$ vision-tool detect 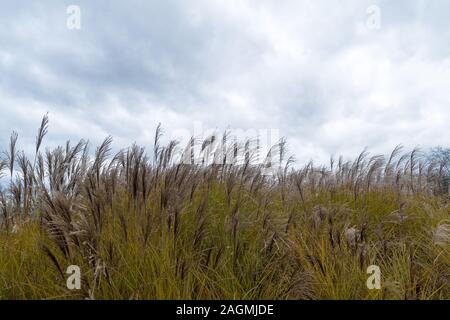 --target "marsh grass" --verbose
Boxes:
[0,115,448,300]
